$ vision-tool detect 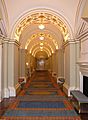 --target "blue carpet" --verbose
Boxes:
[3,110,78,117]
[17,101,65,108]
